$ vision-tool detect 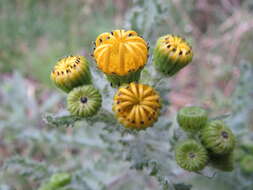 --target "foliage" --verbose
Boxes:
[1,0,253,190]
